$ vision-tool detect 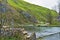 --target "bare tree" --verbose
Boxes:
[57,0,60,21]
[58,1,60,15]
[52,5,57,11]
